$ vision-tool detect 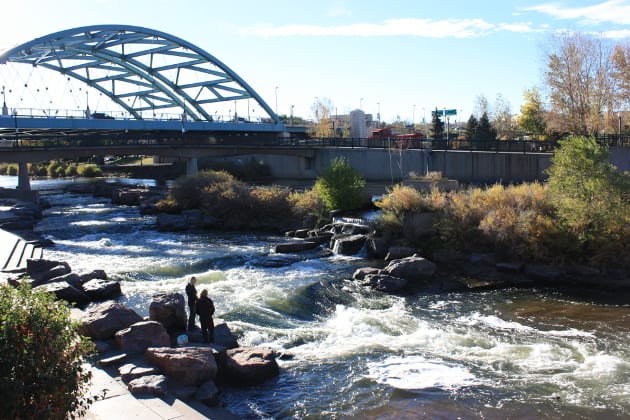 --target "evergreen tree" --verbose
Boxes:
[476,112,497,141]
[430,108,444,139]
[464,115,478,140]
